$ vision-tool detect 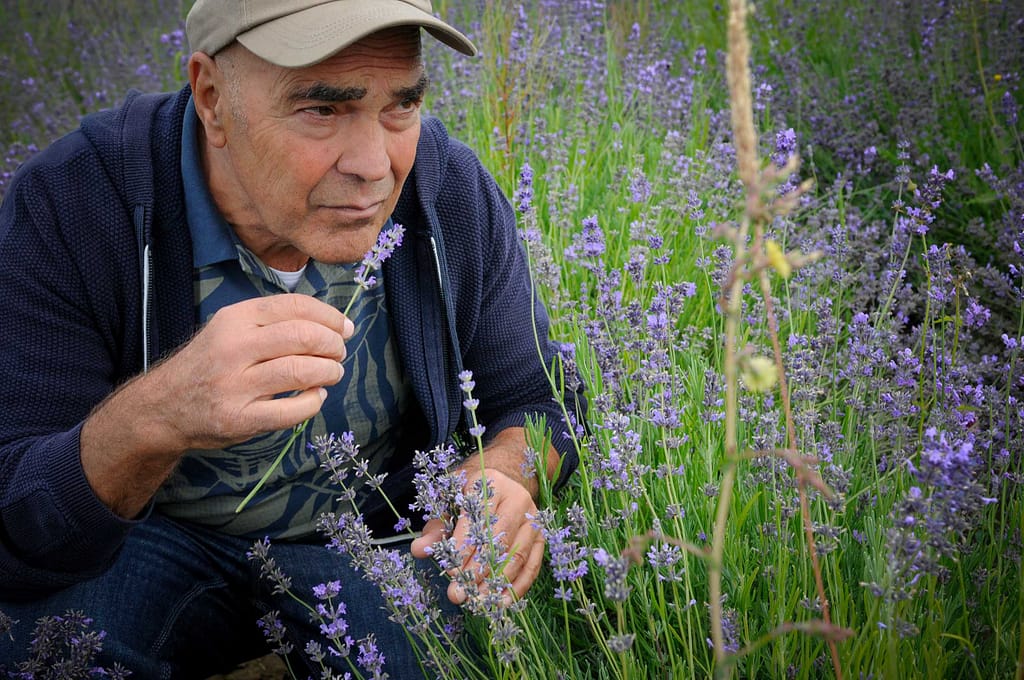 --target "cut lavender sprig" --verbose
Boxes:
[347,223,406,314]
[235,223,406,514]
